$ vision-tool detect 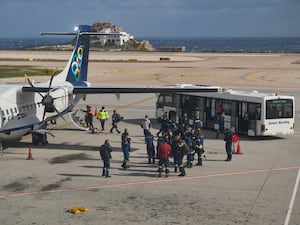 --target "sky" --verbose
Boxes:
[1,0,300,38]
